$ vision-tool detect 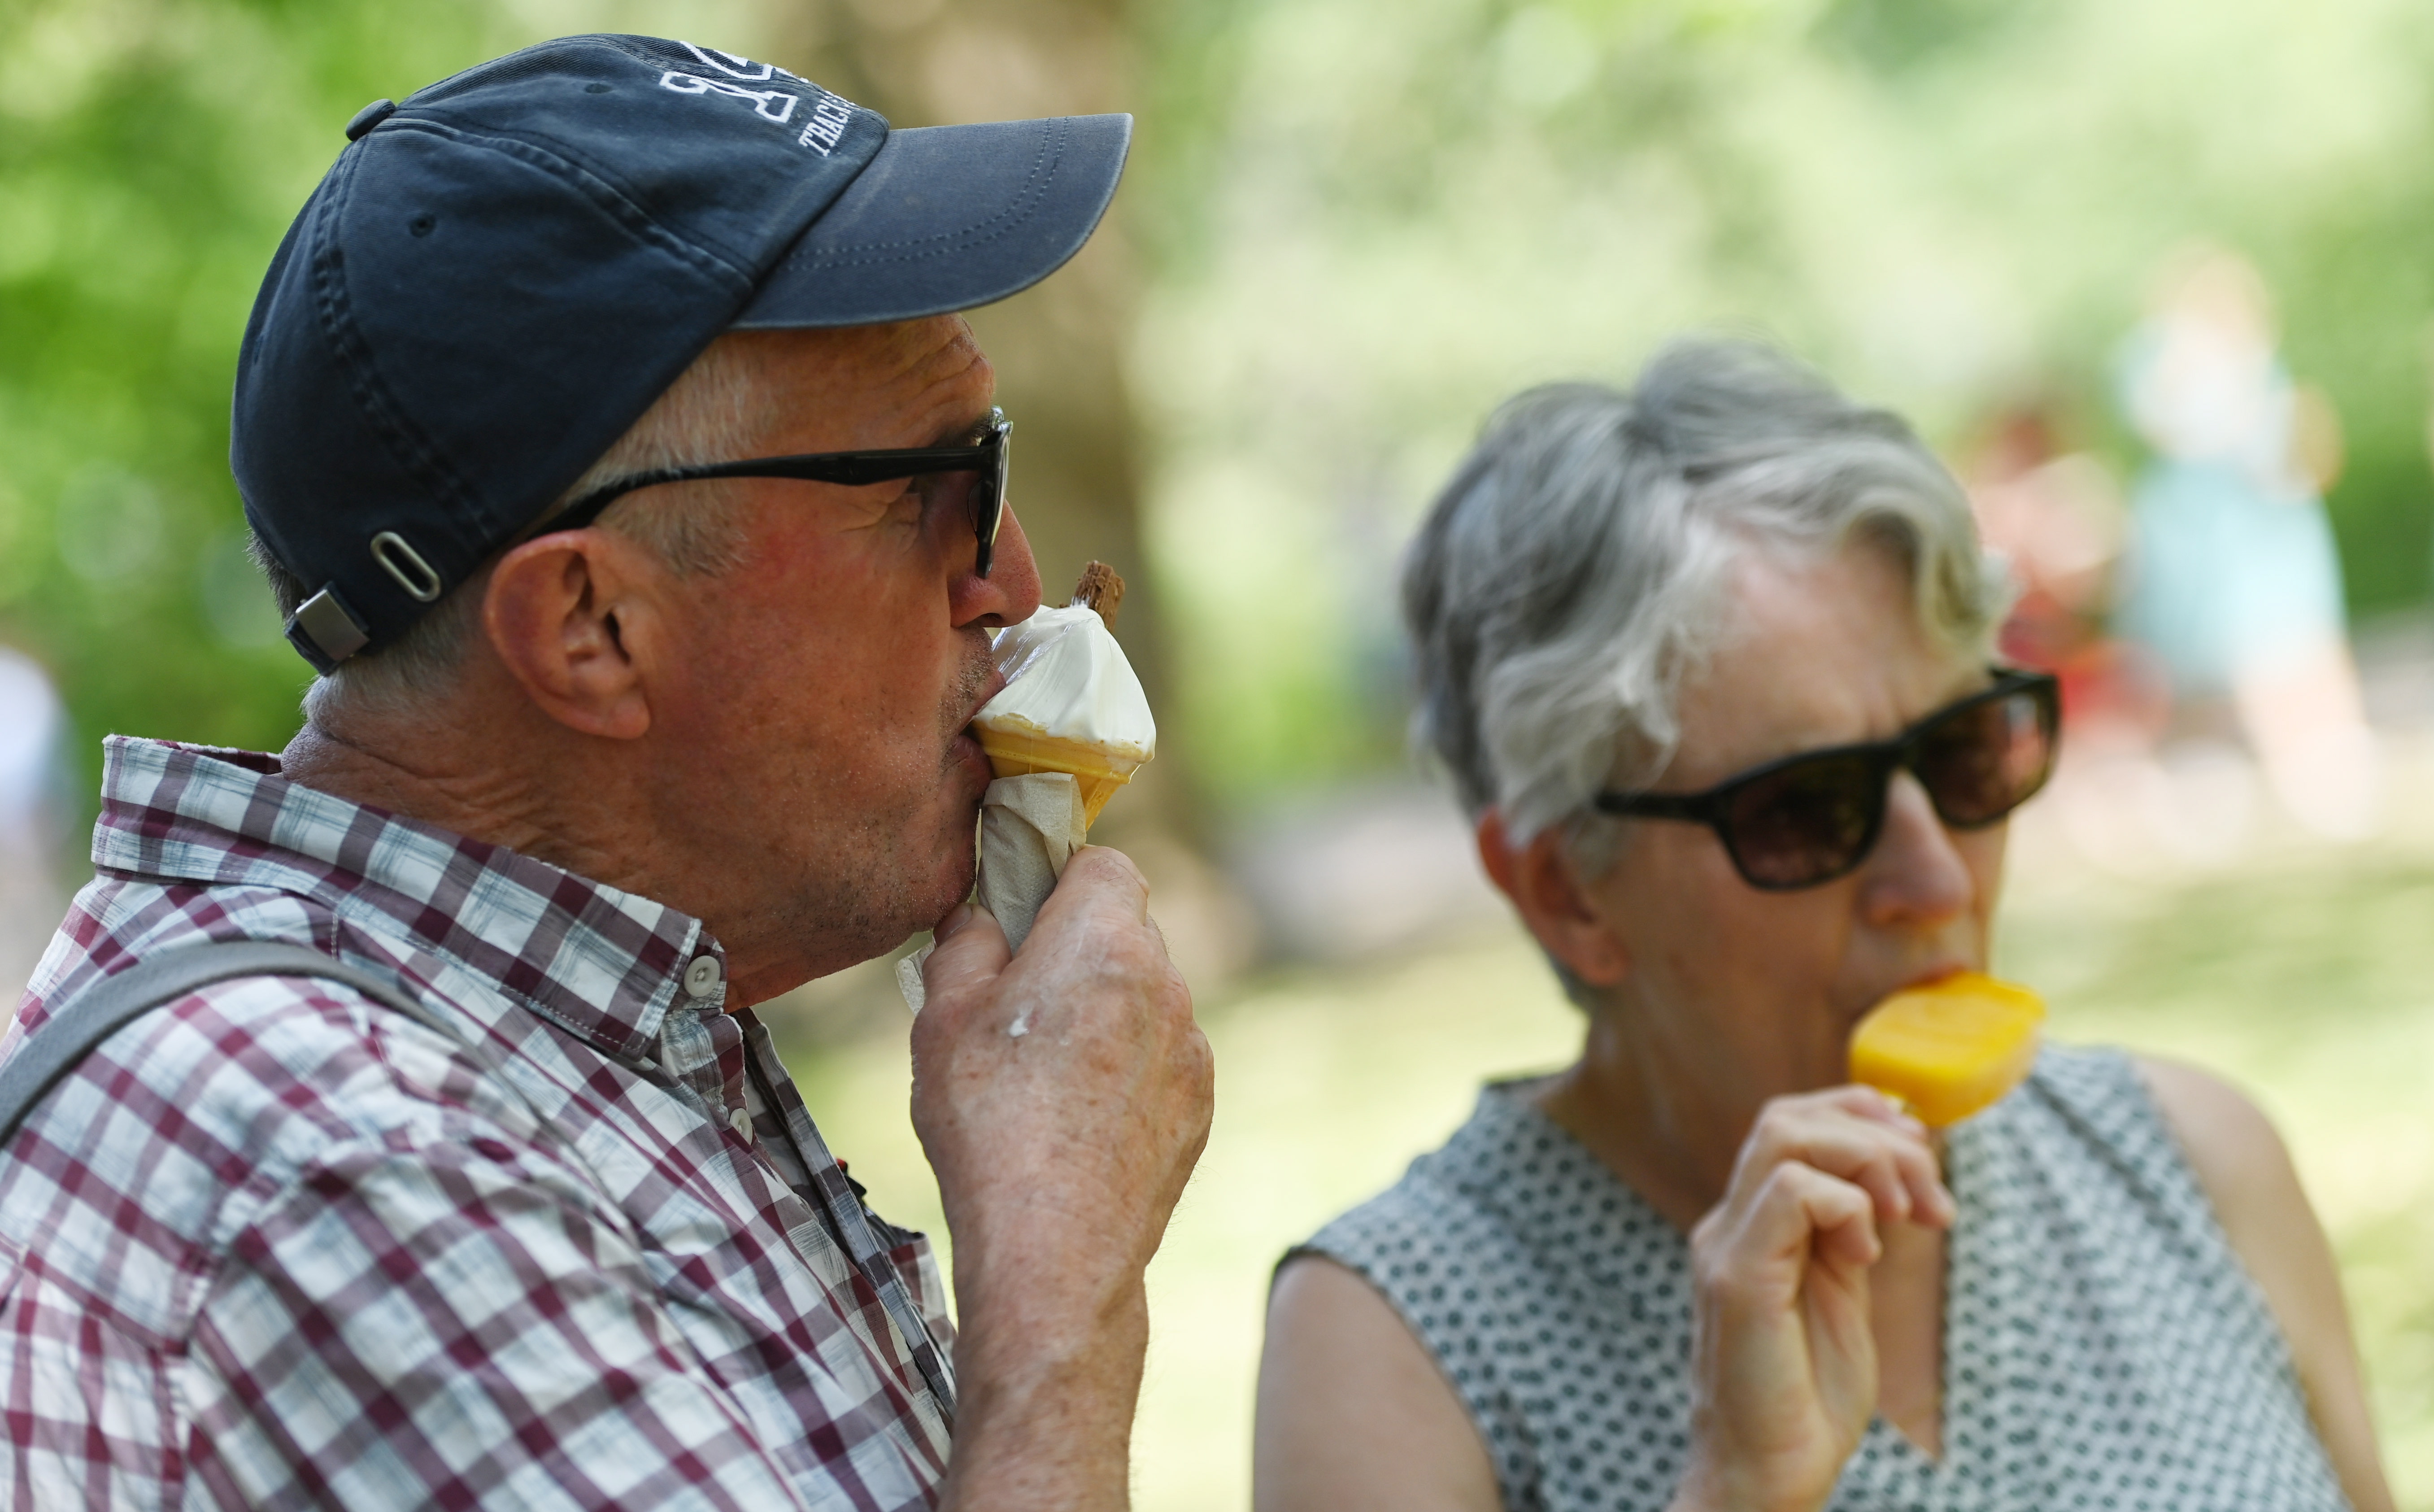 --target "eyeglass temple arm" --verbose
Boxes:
[1592,790,1714,821]
[552,444,997,534]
